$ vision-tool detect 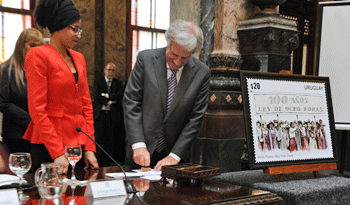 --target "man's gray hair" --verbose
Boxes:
[105,62,116,69]
[165,19,203,54]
